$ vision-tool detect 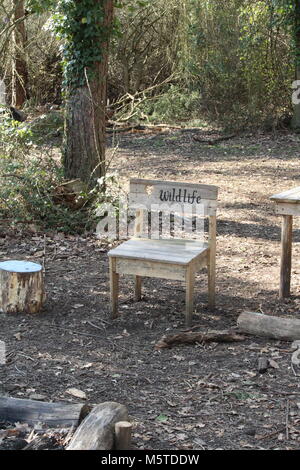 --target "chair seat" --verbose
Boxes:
[108,238,209,265]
